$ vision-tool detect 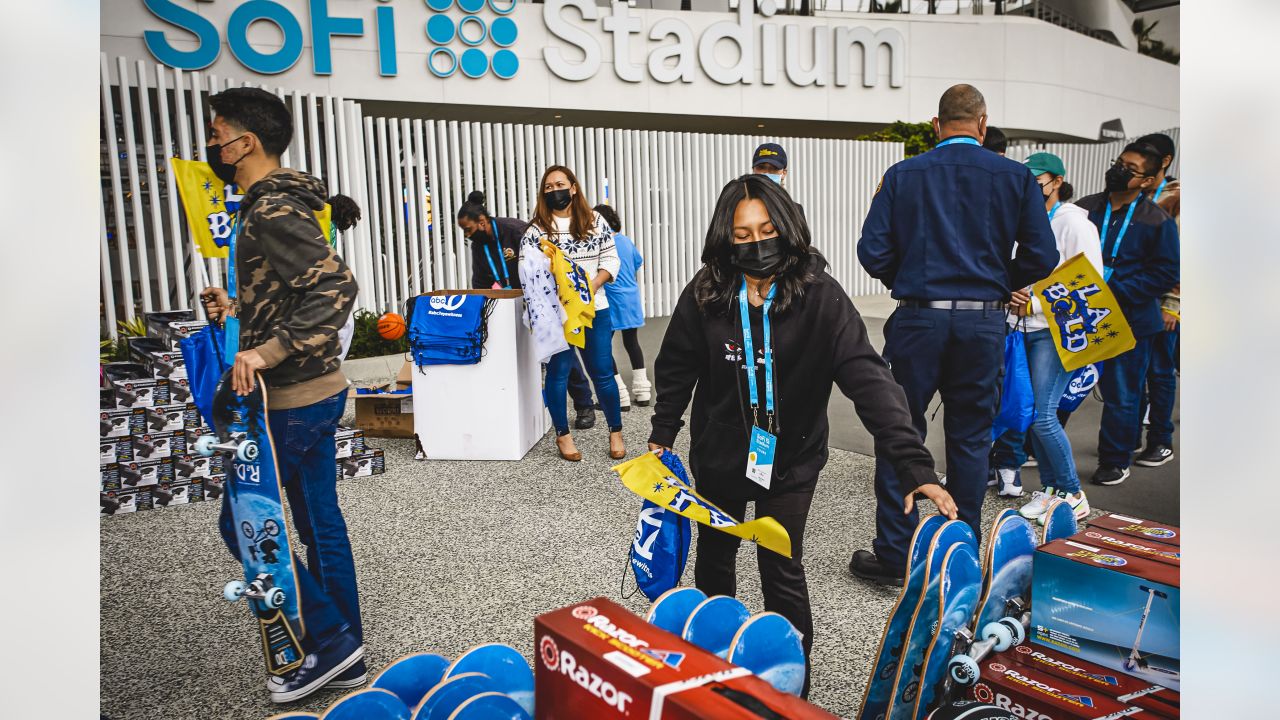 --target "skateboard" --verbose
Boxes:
[447,692,530,720]
[646,586,707,636]
[970,515,1037,636]
[858,514,948,720]
[193,370,305,676]
[321,688,411,720]
[1041,498,1078,543]
[372,653,451,710]
[682,595,751,658]
[910,543,984,719]
[444,644,534,716]
[884,520,978,720]
[414,673,496,720]
[726,612,806,696]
